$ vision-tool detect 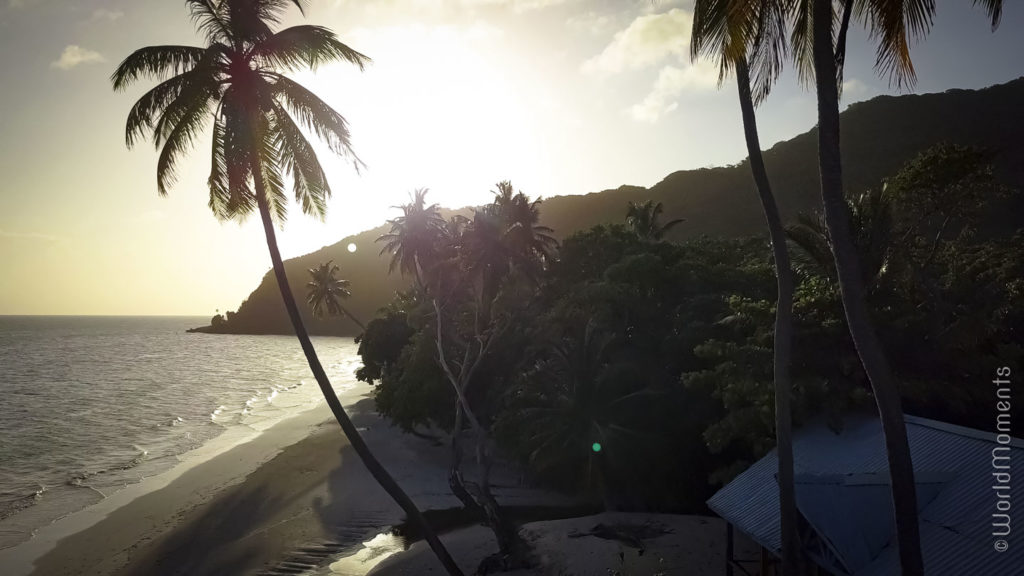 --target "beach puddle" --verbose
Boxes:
[325,531,405,575]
